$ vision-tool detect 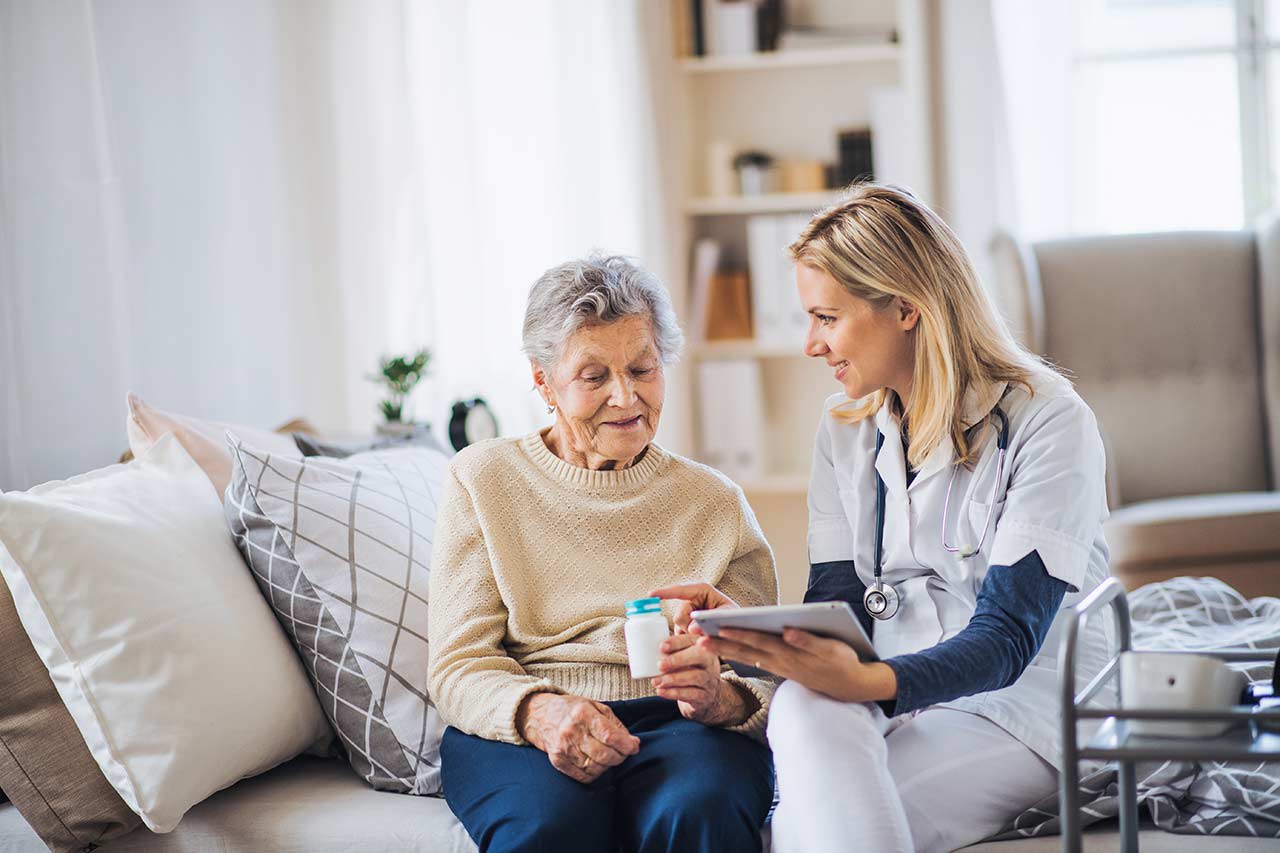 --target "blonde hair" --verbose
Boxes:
[789,183,1063,469]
